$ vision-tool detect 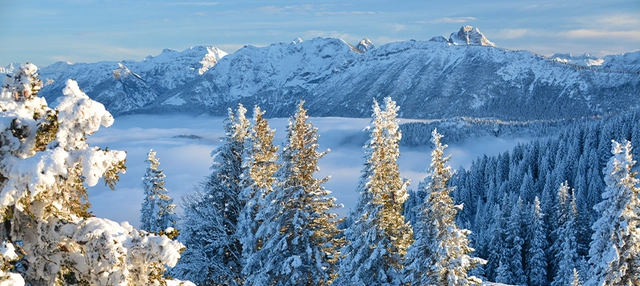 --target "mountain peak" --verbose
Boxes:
[356,38,374,53]
[199,46,227,75]
[449,26,496,47]
[550,53,603,66]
